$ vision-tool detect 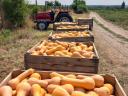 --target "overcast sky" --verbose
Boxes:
[28,0,128,5]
